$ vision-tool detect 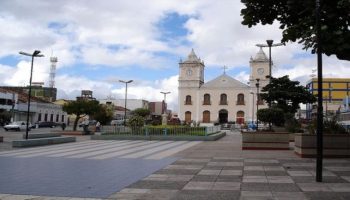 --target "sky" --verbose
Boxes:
[0,0,349,112]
